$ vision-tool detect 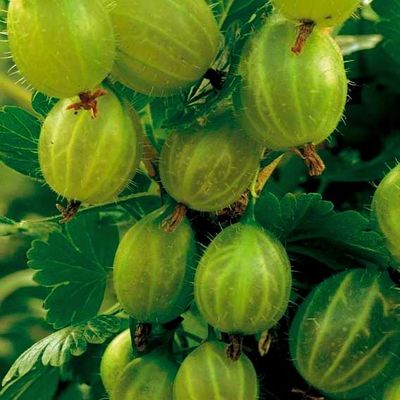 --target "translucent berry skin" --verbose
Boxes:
[113,207,197,324]
[289,269,400,399]
[271,0,360,27]
[39,90,142,204]
[372,164,400,262]
[194,223,292,335]
[111,349,178,400]
[107,0,220,97]
[173,341,258,400]
[159,115,261,212]
[100,330,135,396]
[8,0,115,99]
[235,19,347,149]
